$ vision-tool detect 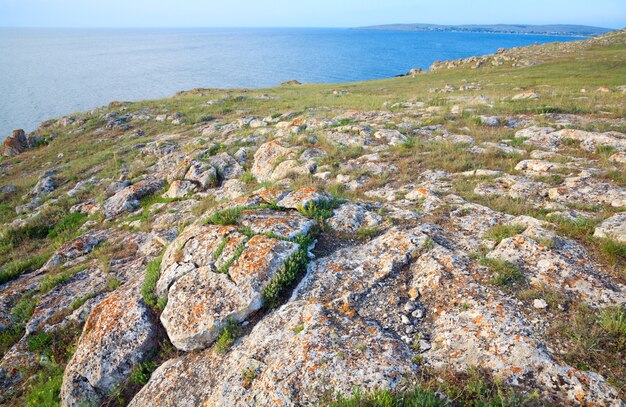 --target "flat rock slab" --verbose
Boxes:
[549,176,626,208]
[327,203,382,233]
[130,301,415,407]
[239,209,316,240]
[487,234,625,306]
[294,228,428,305]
